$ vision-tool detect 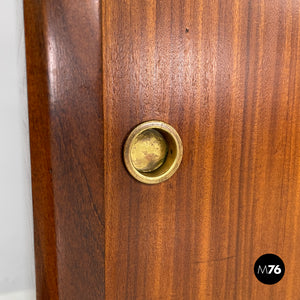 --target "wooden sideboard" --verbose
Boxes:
[24,0,300,299]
